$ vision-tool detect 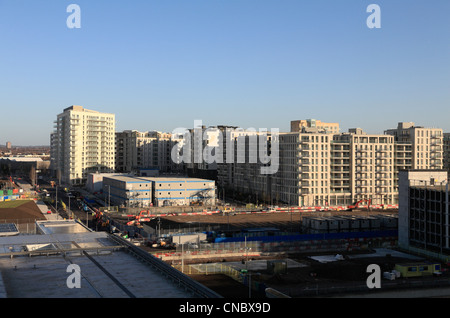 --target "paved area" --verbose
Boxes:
[0,232,198,298]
